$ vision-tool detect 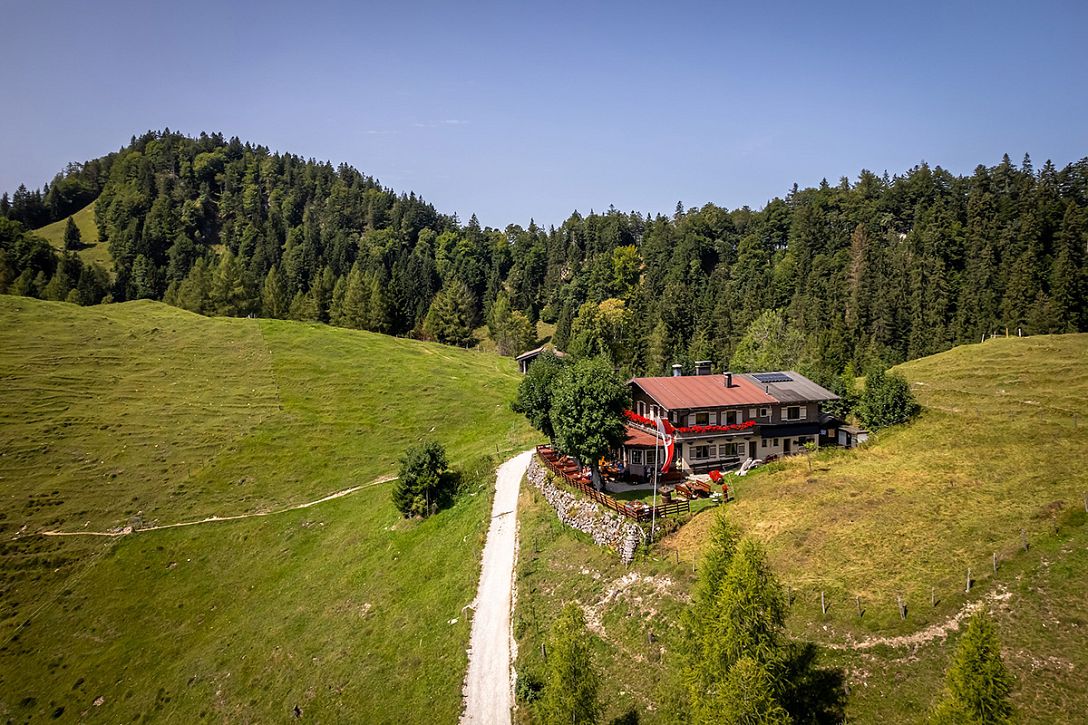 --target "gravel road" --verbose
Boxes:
[460,449,533,724]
